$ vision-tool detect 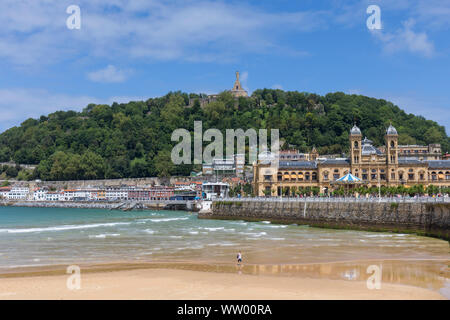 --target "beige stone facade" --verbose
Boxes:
[253,125,450,196]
